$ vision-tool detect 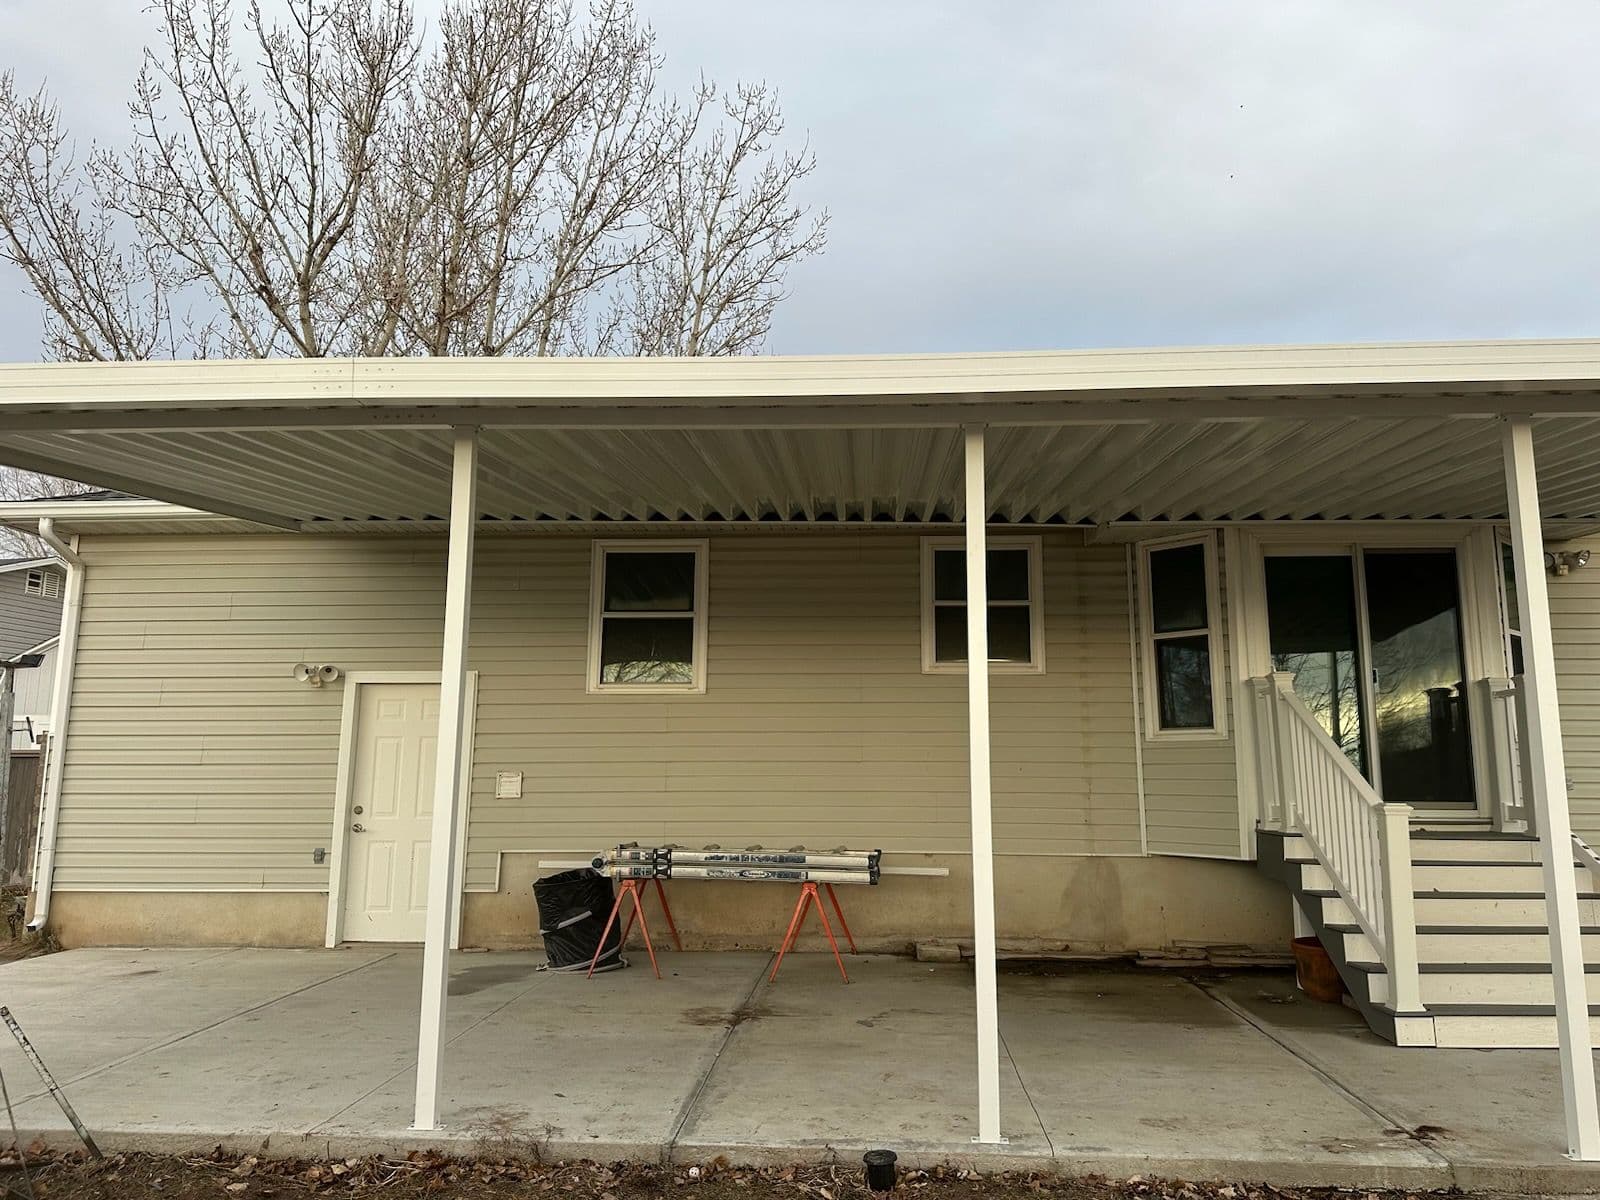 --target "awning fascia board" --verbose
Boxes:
[6,341,1600,431]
